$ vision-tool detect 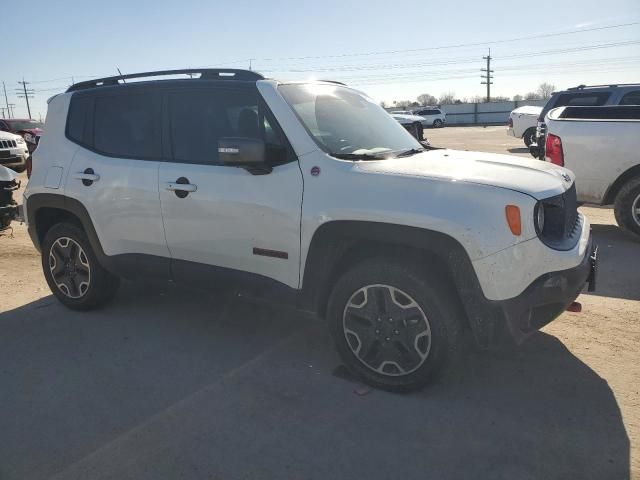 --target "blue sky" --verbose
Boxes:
[4,0,640,119]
